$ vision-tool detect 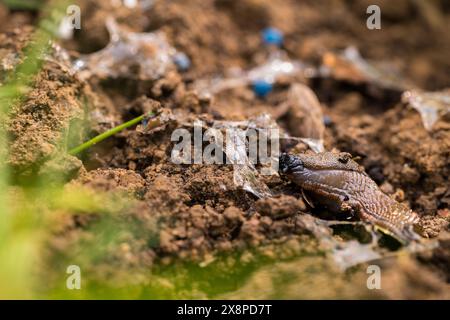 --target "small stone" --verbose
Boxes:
[380,182,394,194]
